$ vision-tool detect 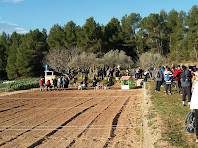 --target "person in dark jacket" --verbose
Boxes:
[116,68,120,77]
[53,78,58,90]
[93,75,97,87]
[180,65,192,106]
[65,77,69,88]
[84,75,88,87]
[155,66,163,91]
